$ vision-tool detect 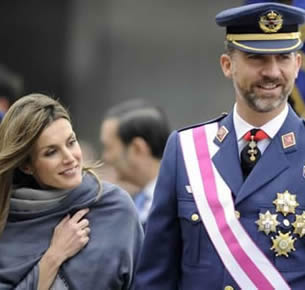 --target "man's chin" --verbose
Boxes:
[250,98,285,113]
